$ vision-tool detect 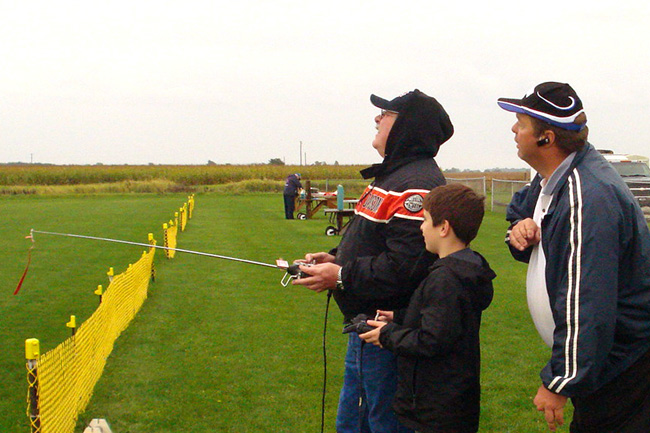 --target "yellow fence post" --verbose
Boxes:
[95,284,104,304]
[188,194,195,219]
[147,233,156,281]
[25,338,41,433]
[66,315,77,336]
[164,219,177,259]
[179,207,186,232]
[163,223,169,259]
